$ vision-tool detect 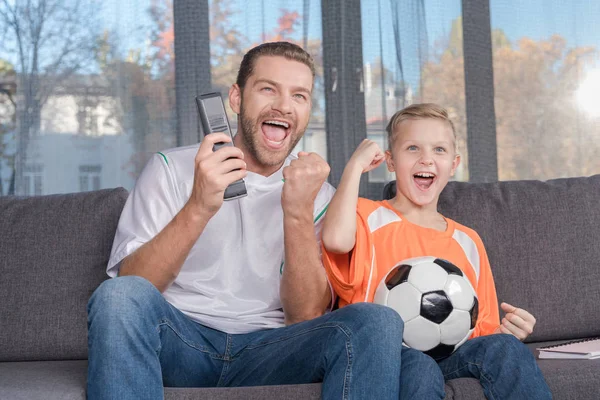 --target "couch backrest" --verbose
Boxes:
[0,188,128,362]
[383,175,600,342]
